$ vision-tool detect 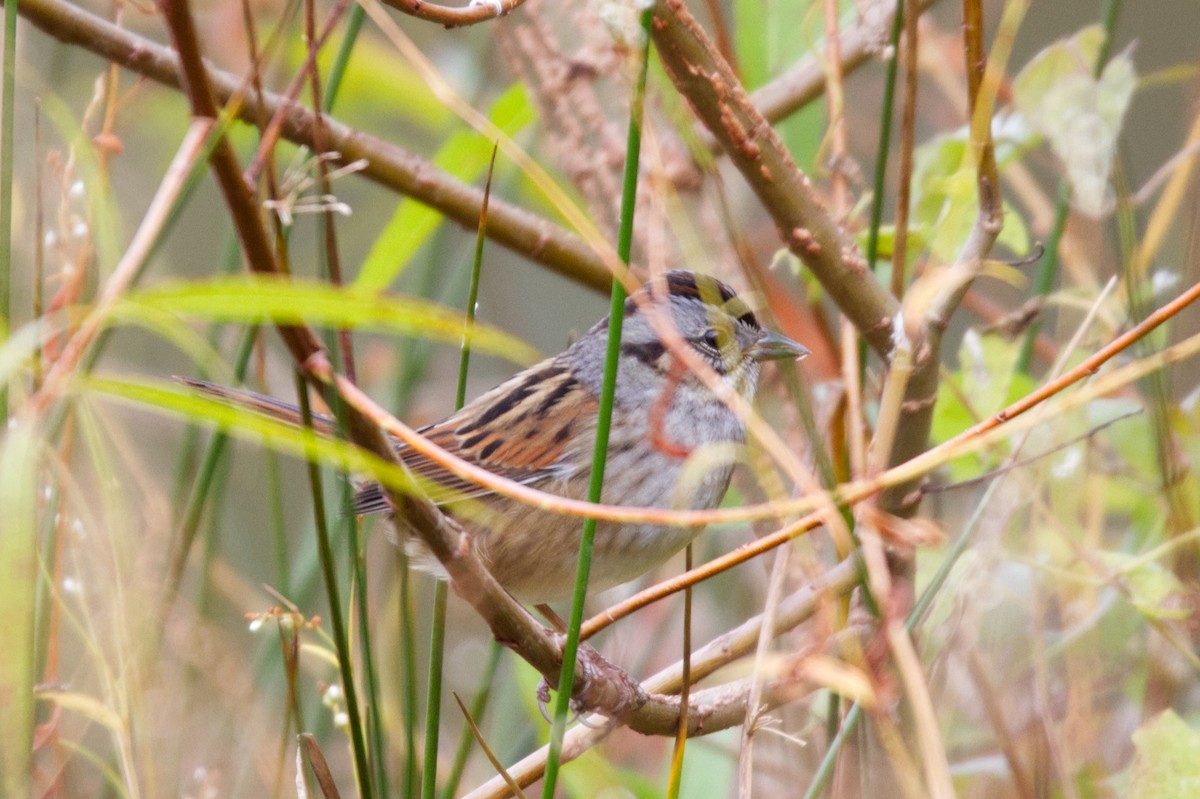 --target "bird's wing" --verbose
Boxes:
[356,360,598,514]
[174,369,598,517]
